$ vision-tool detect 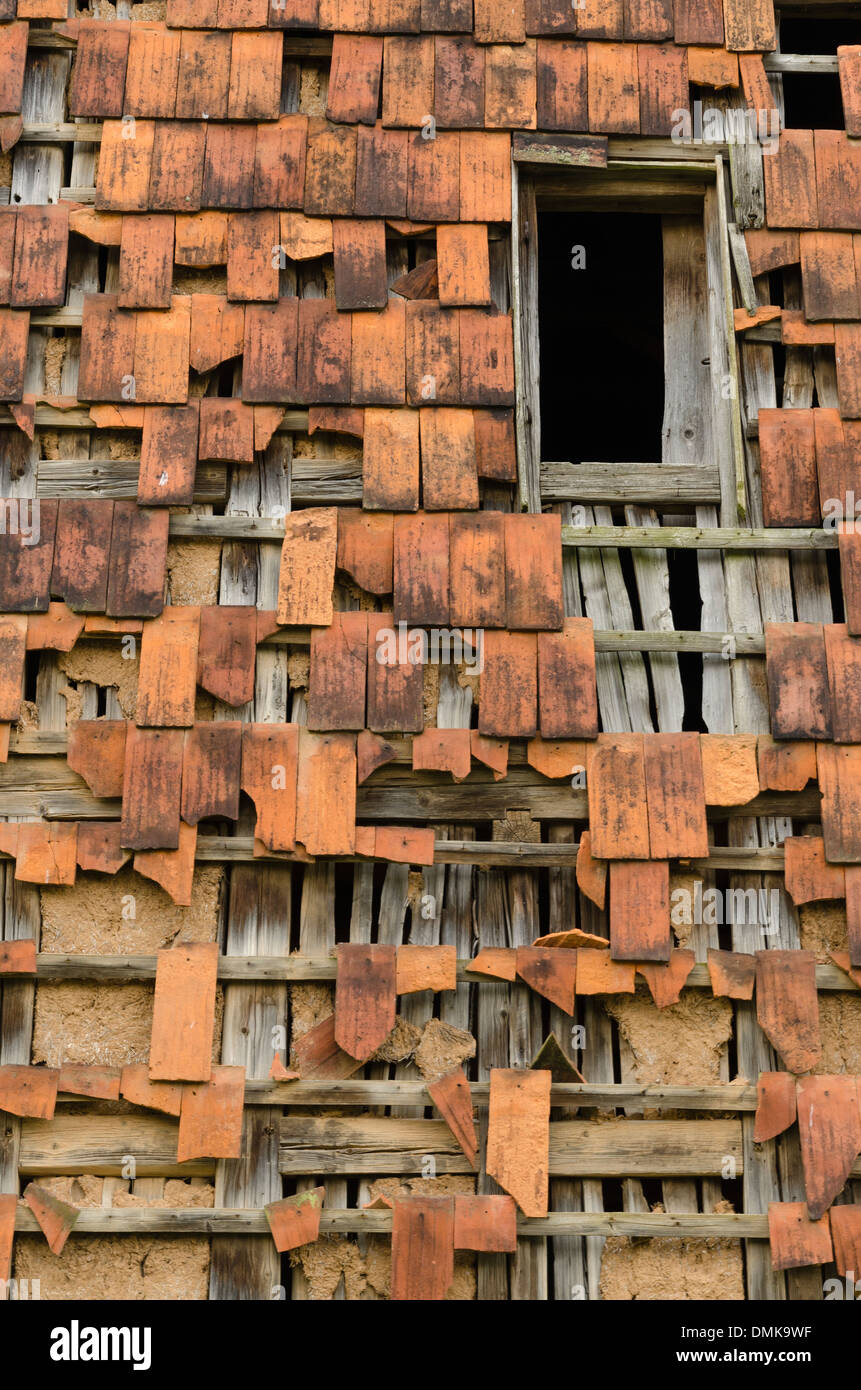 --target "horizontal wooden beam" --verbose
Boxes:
[35,459,227,503]
[540,462,722,504]
[763,54,839,73]
[562,525,836,551]
[11,1206,771,1238]
[30,955,856,992]
[278,1115,745,1176]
